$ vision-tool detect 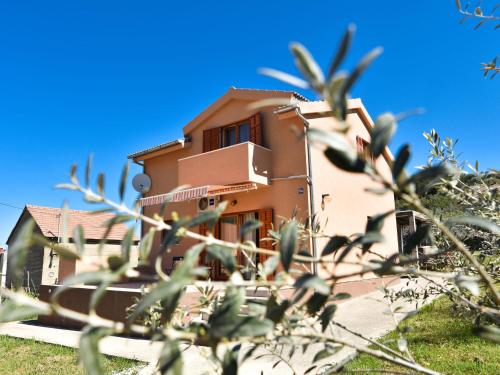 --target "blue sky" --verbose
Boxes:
[0,1,498,246]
